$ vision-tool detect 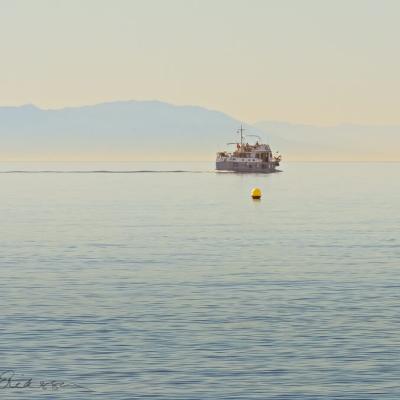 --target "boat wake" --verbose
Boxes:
[0,170,212,174]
